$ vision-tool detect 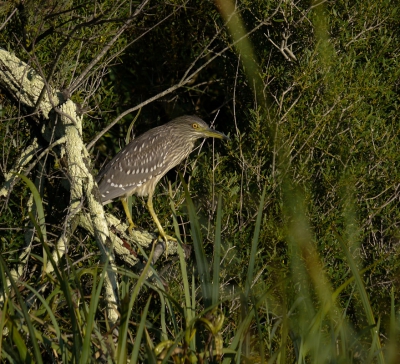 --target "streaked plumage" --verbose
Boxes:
[96,115,228,247]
